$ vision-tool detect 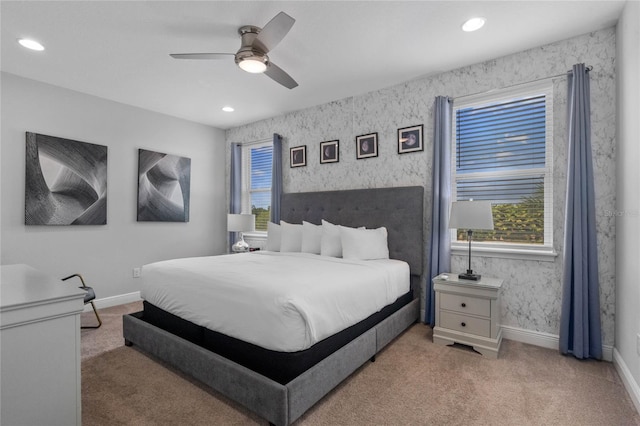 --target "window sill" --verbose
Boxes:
[451,243,558,262]
[243,231,267,239]
[242,232,267,250]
